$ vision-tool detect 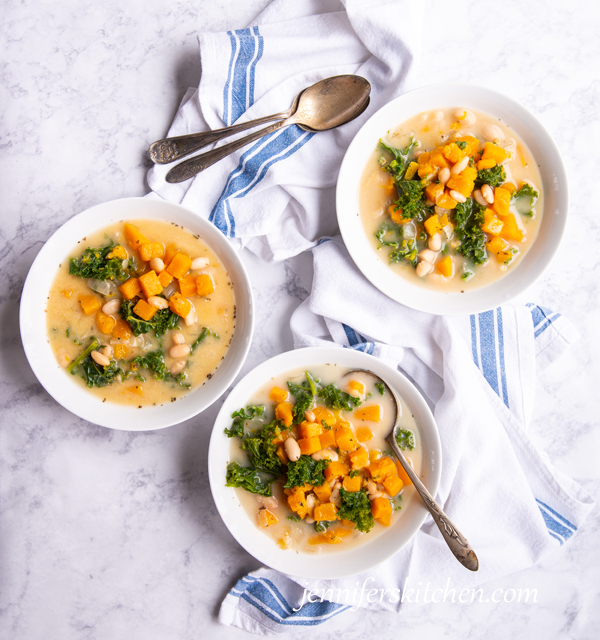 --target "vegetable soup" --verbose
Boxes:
[46,219,235,406]
[225,366,422,554]
[360,107,543,291]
